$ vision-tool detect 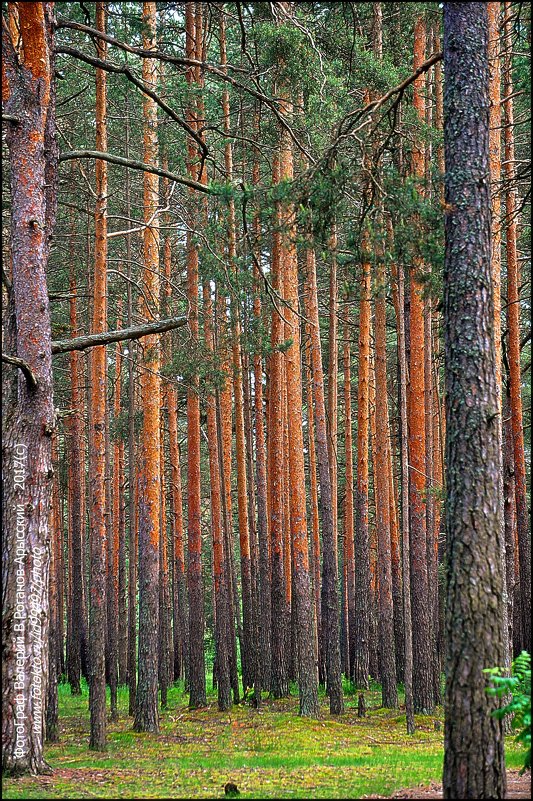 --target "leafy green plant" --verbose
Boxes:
[485,651,531,774]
